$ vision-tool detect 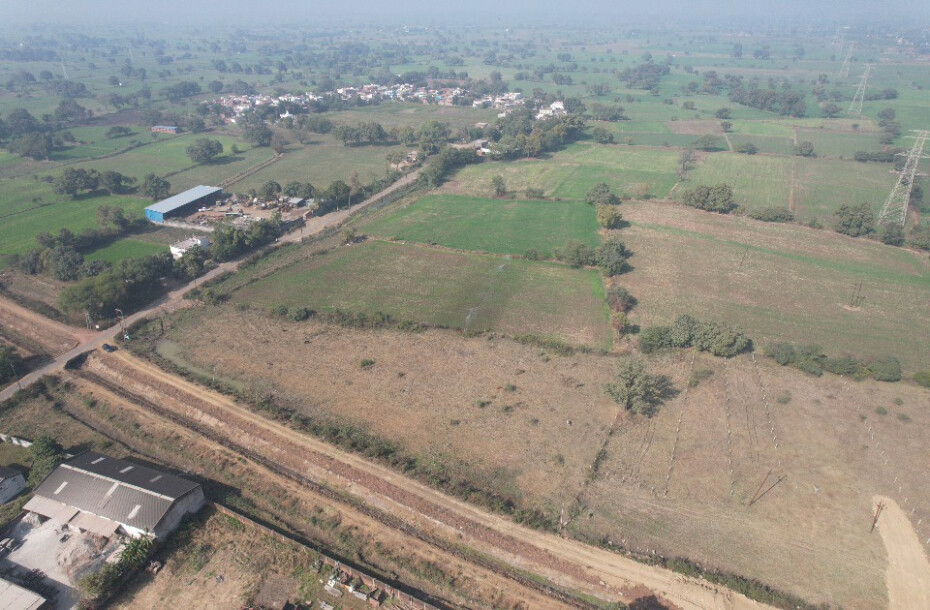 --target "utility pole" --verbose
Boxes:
[10,363,22,391]
[878,130,929,227]
[838,43,854,79]
[871,501,885,533]
[849,279,865,308]
[749,470,786,507]
[115,308,129,341]
[848,64,872,115]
